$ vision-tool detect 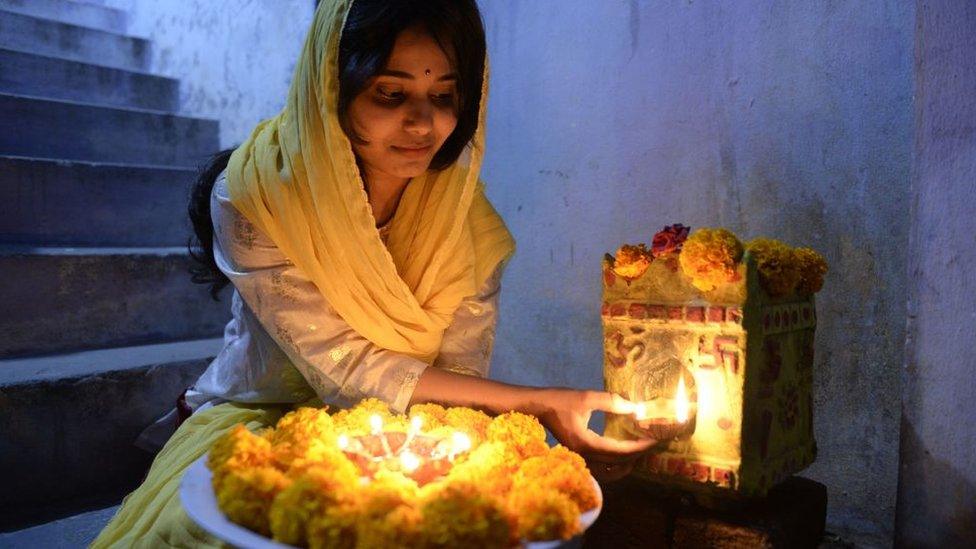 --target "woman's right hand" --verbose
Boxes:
[534,388,660,482]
